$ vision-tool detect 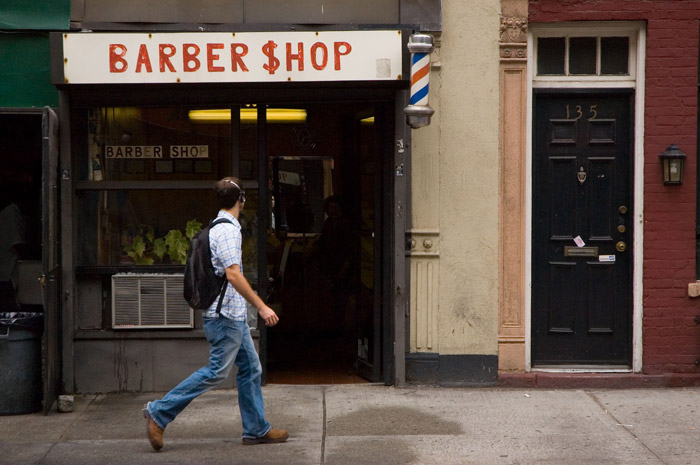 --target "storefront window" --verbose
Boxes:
[77,189,219,266]
[83,106,232,182]
[76,105,237,269]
